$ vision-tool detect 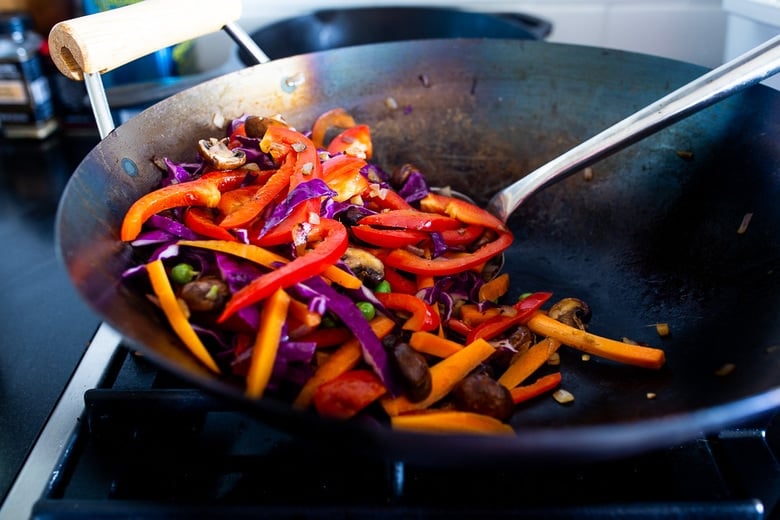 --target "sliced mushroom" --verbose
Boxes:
[341,247,385,286]
[452,372,514,421]
[180,277,229,313]
[489,325,534,373]
[548,297,591,330]
[244,114,291,138]
[197,137,246,170]
[390,342,432,403]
